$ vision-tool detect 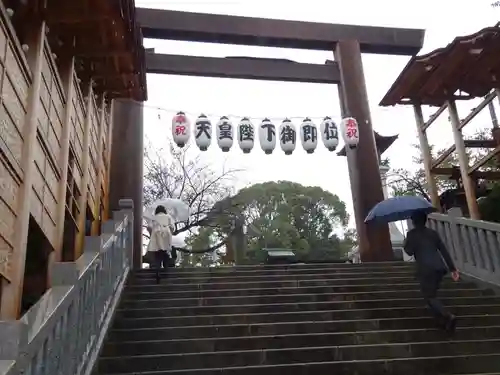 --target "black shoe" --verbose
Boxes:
[445,314,457,333]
